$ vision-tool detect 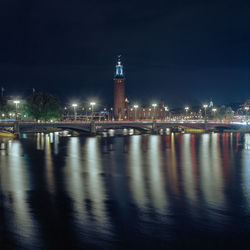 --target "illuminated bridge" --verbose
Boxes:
[0,120,249,135]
